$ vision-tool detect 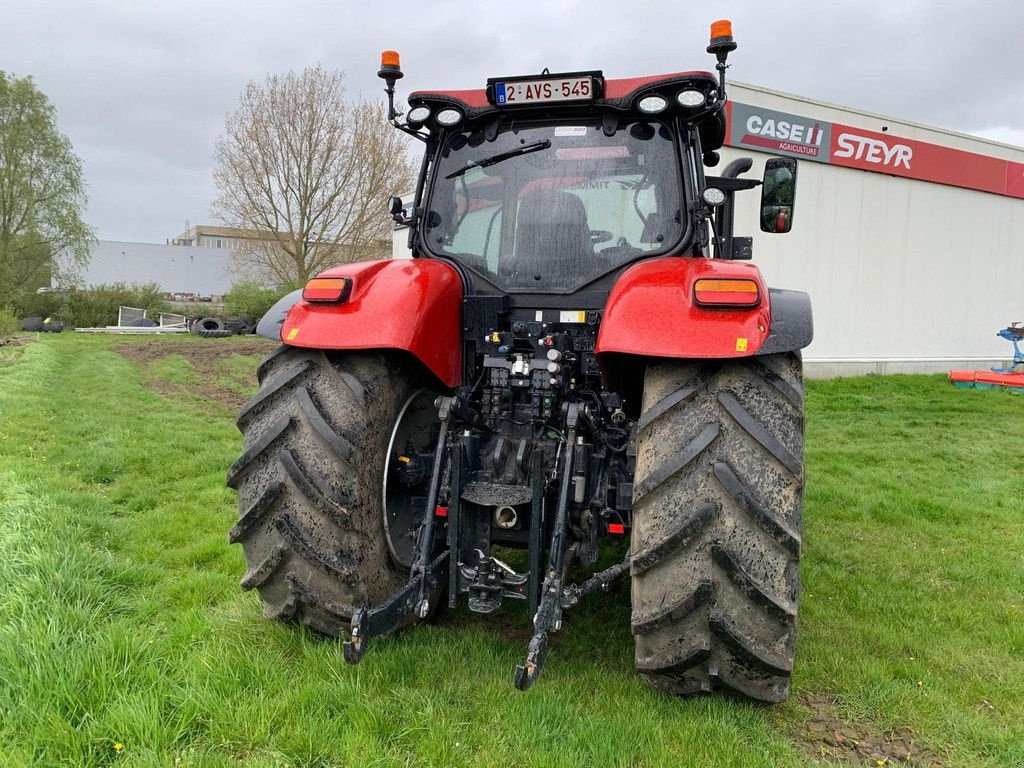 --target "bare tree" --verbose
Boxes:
[212,65,412,285]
